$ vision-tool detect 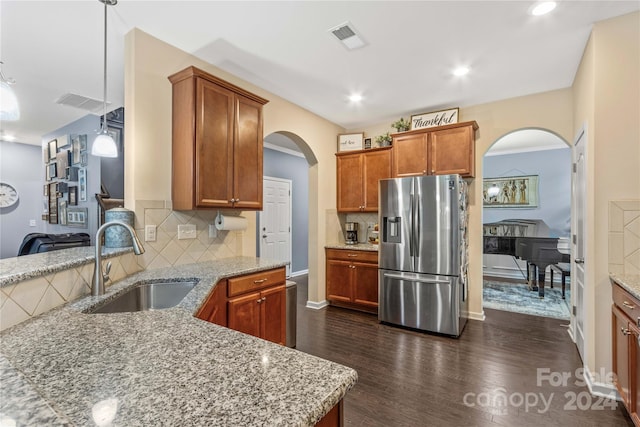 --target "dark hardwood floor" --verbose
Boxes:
[291,275,633,427]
